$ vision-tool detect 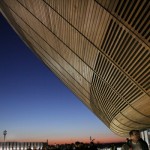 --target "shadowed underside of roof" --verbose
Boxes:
[0,0,150,137]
